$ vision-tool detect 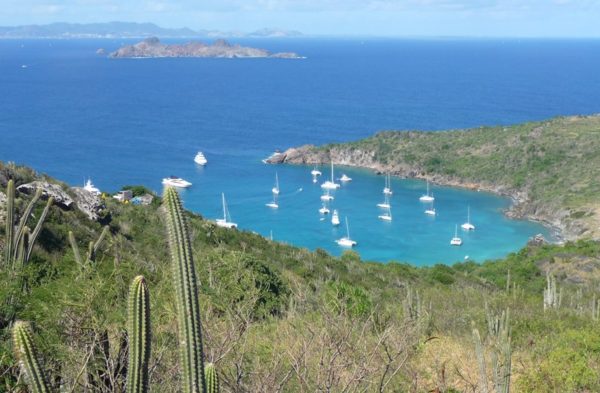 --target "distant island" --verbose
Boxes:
[0,21,303,39]
[109,37,303,59]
